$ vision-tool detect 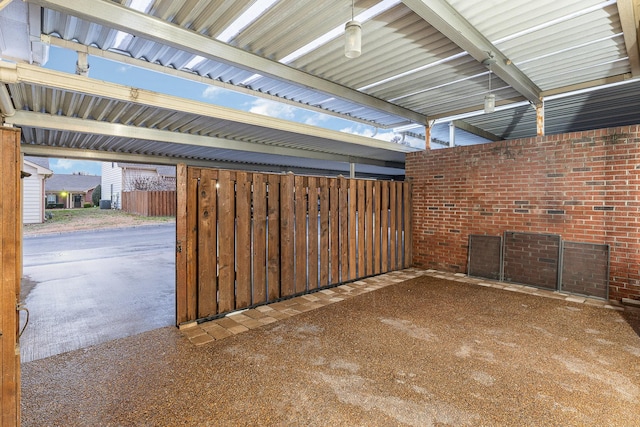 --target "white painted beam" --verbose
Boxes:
[0,62,416,155]
[26,0,427,125]
[8,111,406,169]
[402,0,541,105]
[615,0,640,77]
[42,36,392,128]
